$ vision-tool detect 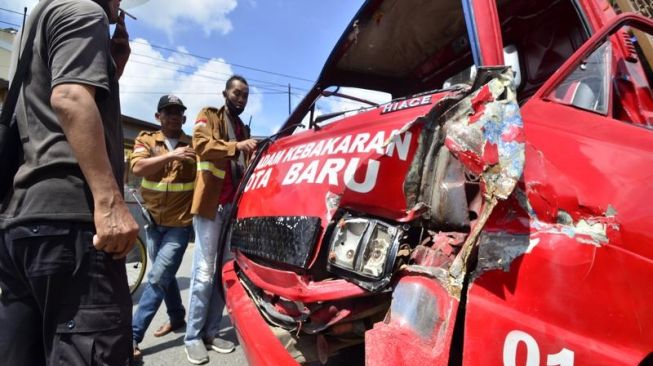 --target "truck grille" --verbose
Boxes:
[230,216,321,269]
